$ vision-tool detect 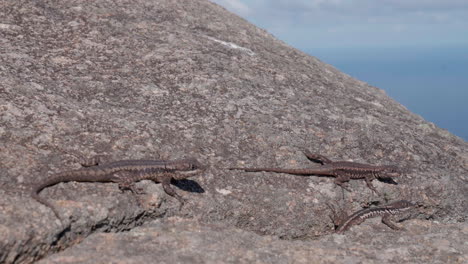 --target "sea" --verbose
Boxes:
[309,44,468,141]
